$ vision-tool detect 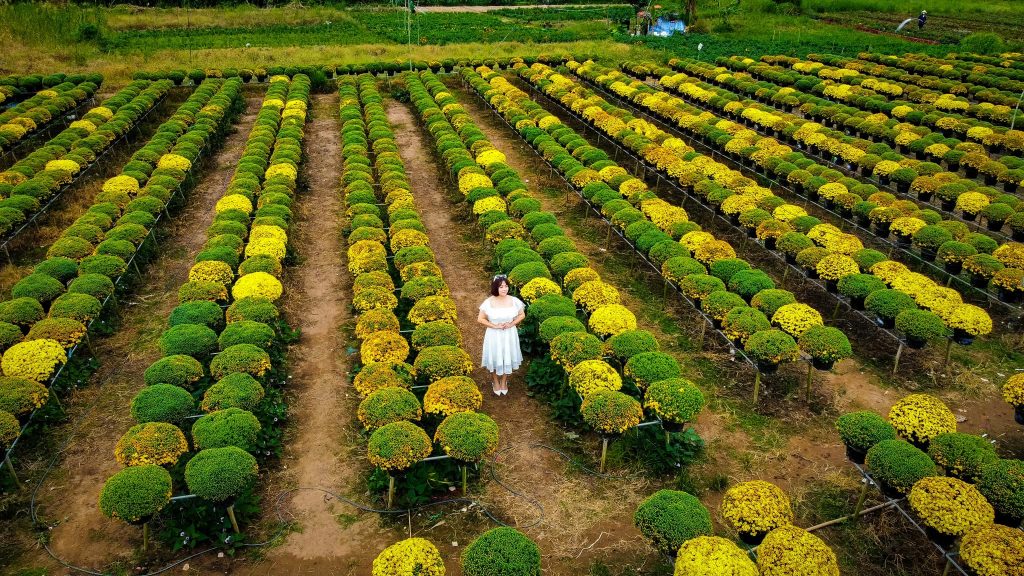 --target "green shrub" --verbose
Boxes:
[0,376,49,416]
[0,322,22,352]
[643,378,704,424]
[750,289,796,317]
[192,407,261,451]
[606,329,660,361]
[0,297,44,327]
[226,297,279,324]
[99,465,173,523]
[357,387,422,431]
[169,301,224,330]
[977,459,1024,522]
[159,323,218,358]
[538,315,585,344]
[144,354,205,389]
[837,274,886,301]
[526,294,575,325]
[708,258,750,283]
[745,329,799,365]
[79,254,128,278]
[67,273,115,300]
[865,439,936,494]
[835,411,897,453]
[202,373,265,412]
[727,269,775,301]
[895,309,949,341]
[434,411,499,462]
[624,352,681,389]
[210,344,272,380]
[461,527,541,576]
[798,325,852,364]
[927,432,998,482]
[130,384,195,424]
[411,321,461,351]
[33,257,78,283]
[218,320,275,351]
[184,446,259,502]
[633,490,712,555]
[865,289,918,322]
[11,273,65,305]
